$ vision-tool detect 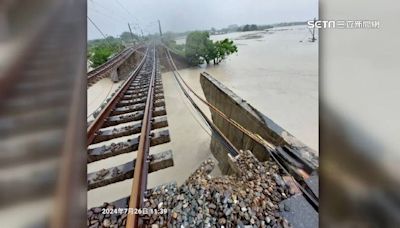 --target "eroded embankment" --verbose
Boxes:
[199,72,318,228]
[87,69,318,228]
[87,150,293,227]
[158,46,191,72]
[88,46,147,87]
[200,72,318,175]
